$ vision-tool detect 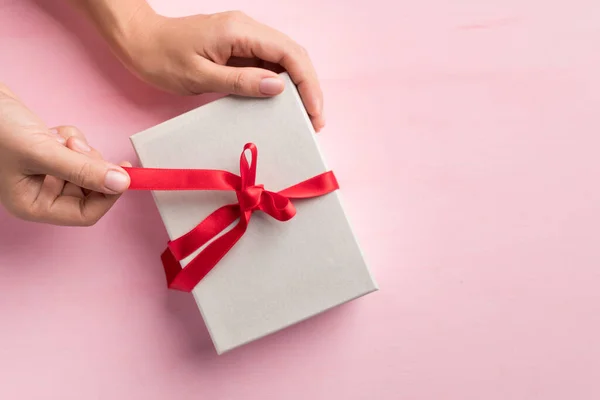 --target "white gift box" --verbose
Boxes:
[130,73,378,354]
